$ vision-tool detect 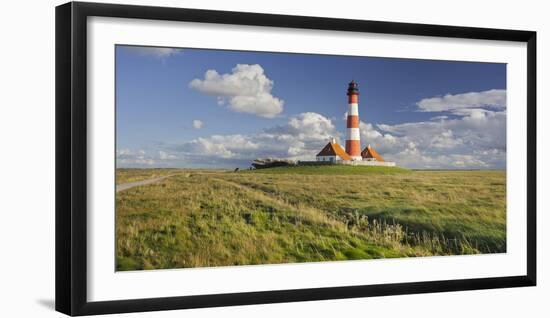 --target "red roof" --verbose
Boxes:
[316,142,351,161]
[361,145,385,162]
